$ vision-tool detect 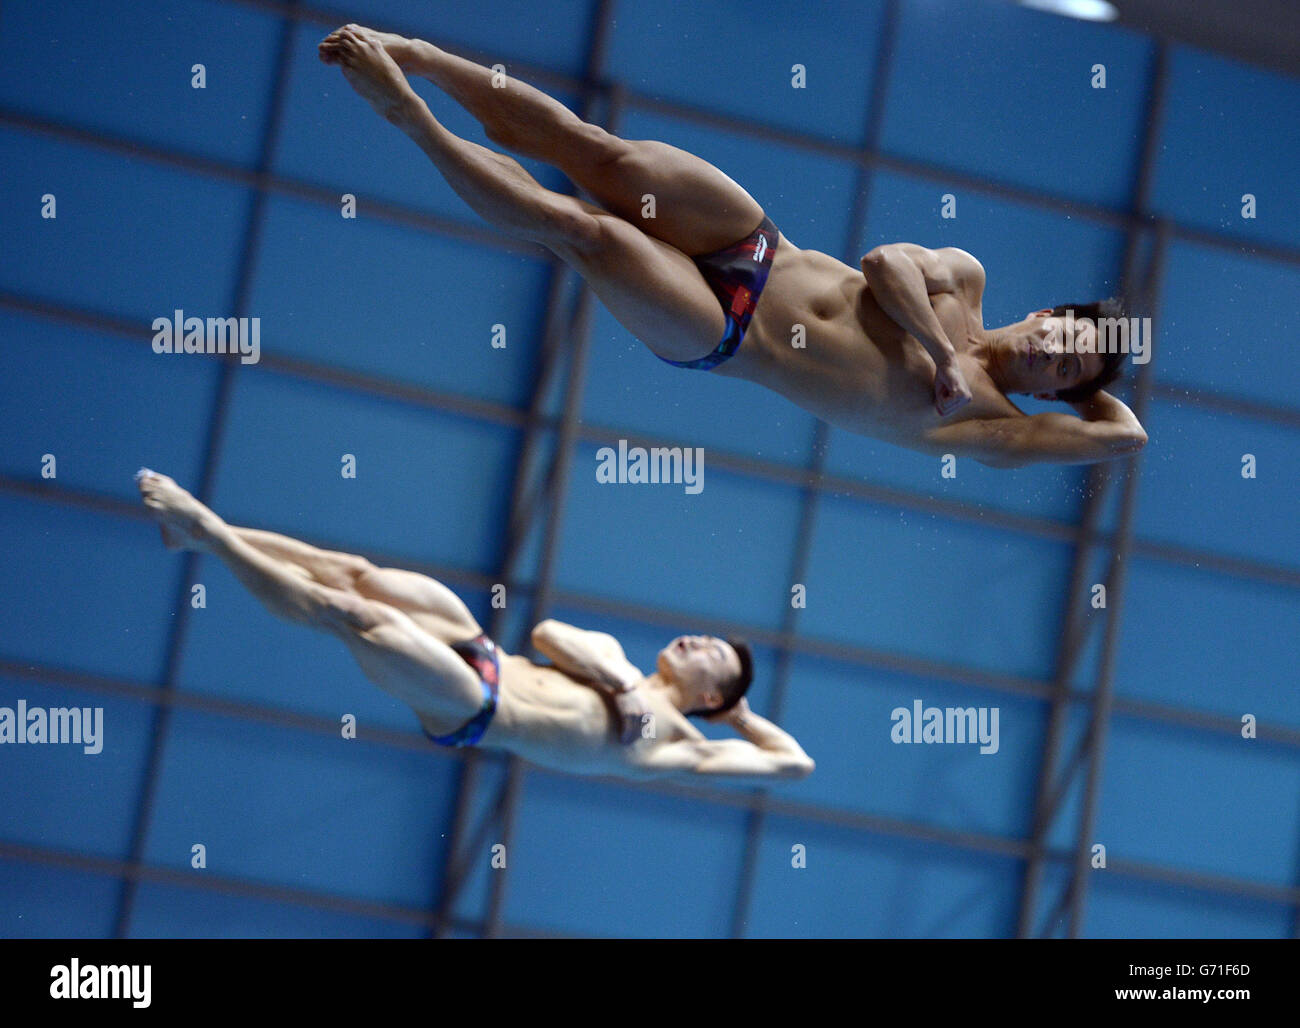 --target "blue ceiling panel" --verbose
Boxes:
[824,426,1089,523]
[608,0,885,144]
[0,860,120,938]
[247,194,553,408]
[0,677,154,859]
[0,128,251,321]
[748,815,1021,938]
[1100,718,1300,887]
[0,311,217,503]
[1085,872,1291,939]
[504,771,747,937]
[141,710,459,908]
[582,313,820,469]
[1152,48,1300,252]
[272,23,575,224]
[555,445,804,630]
[803,494,1072,681]
[208,369,518,573]
[778,654,1047,839]
[128,880,424,939]
[342,0,600,78]
[1116,559,1300,729]
[0,0,283,166]
[1156,241,1300,409]
[1134,399,1299,568]
[0,498,179,681]
[882,1,1153,209]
